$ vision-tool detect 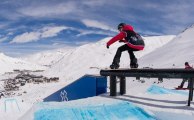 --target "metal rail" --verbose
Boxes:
[100,68,194,106]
